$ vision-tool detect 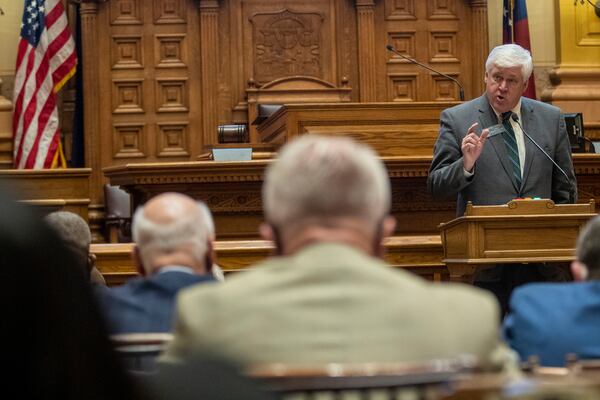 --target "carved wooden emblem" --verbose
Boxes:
[250,9,323,84]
